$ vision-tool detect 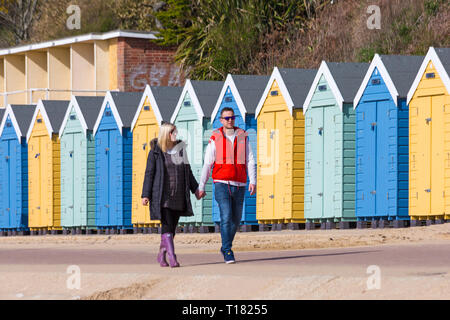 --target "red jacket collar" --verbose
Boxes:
[219,126,242,135]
